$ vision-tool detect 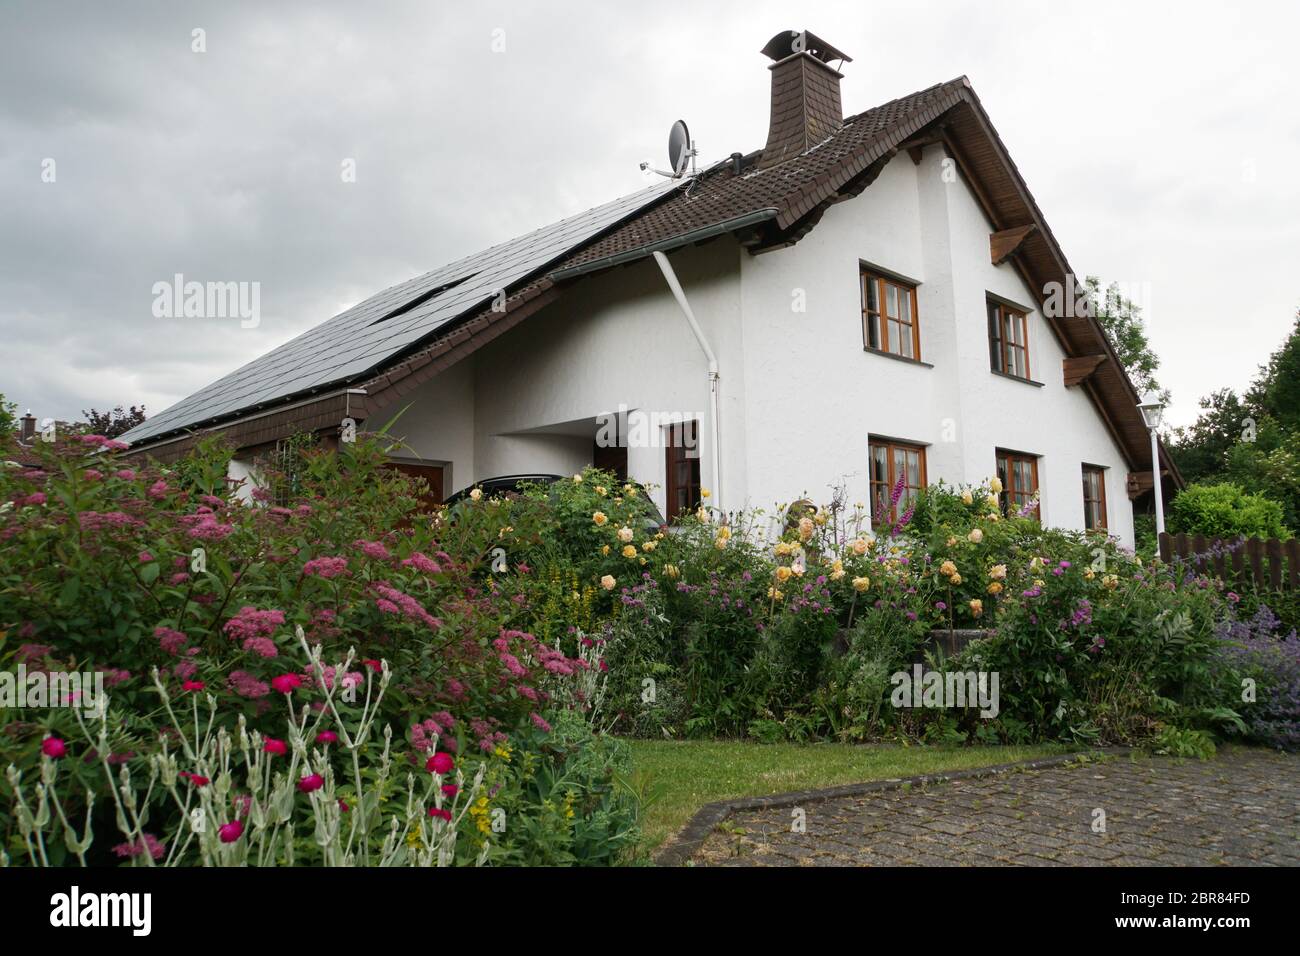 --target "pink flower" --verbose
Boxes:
[362,659,383,673]
[218,820,244,843]
[182,680,205,692]
[302,556,350,579]
[138,550,155,563]
[169,572,191,585]
[147,480,169,500]
[83,469,102,481]
[316,730,339,745]
[270,674,301,694]
[297,773,324,793]
[223,607,285,644]
[113,833,165,860]
[116,469,136,480]
[243,637,279,659]
[179,771,210,787]
[441,783,458,798]
[23,492,47,506]
[427,807,452,822]
[353,539,392,561]
[156,626,188,656]
[401,552,442,574]
[41,737,67,759]
[228,670,270,698]
[426,752,455,775]
[263,738,287,756]
[530,712,552,733]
